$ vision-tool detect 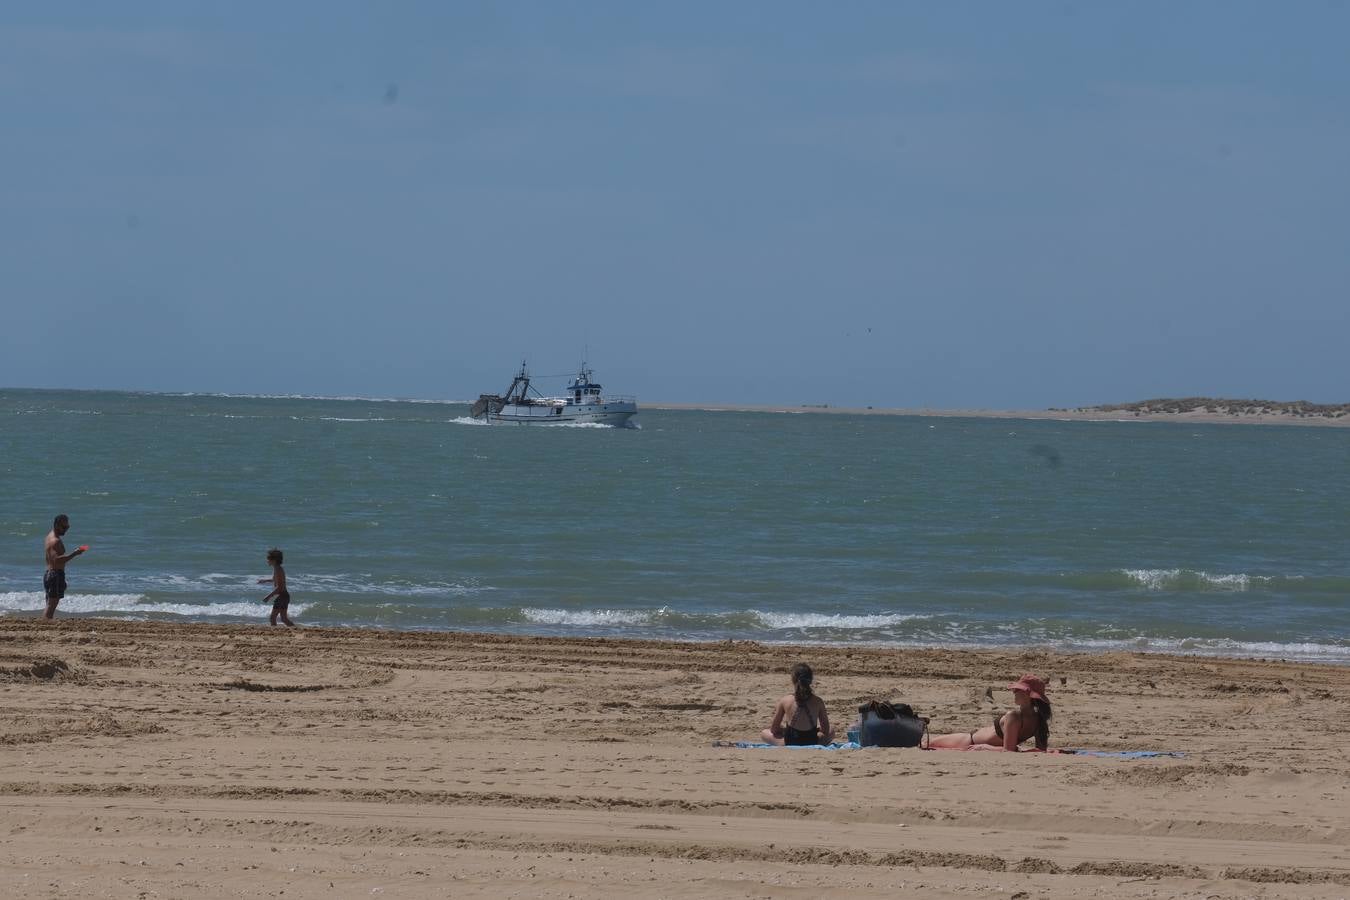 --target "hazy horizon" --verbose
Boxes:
[4,382,1347,413]
[4,3,1347,408]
